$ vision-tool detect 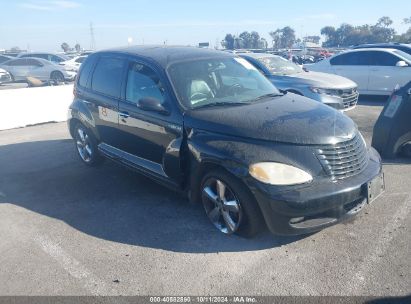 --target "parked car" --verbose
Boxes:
[68,46,384,237]
[0,57,76,83]
[59,56,87,72]
[305,48,411,95]
[241,53,358,111]
[353,43,411,55]
[372,81,411,158]
[18,52,70,64]
[0,54,13,64]
[0,68,12,85]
